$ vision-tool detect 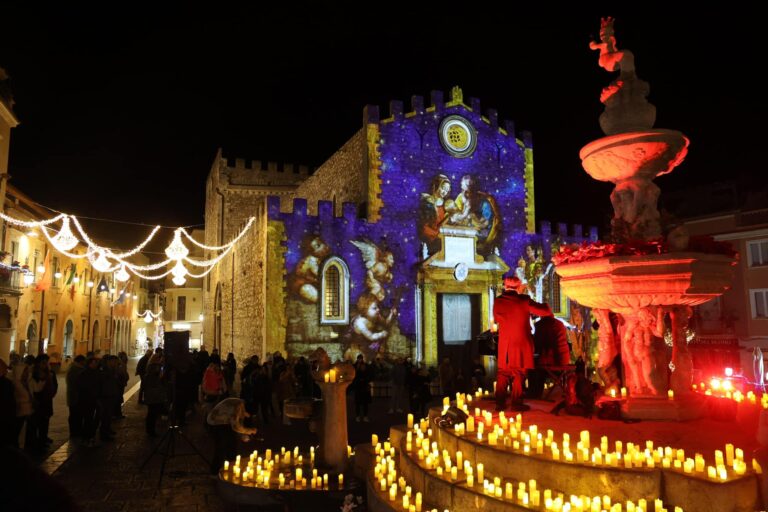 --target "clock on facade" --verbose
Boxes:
[439,115,477,158]
[453,262,469,282]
